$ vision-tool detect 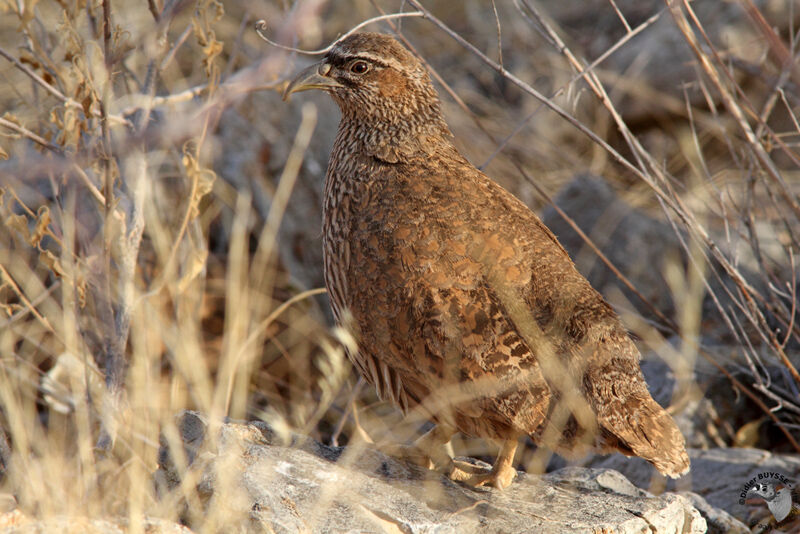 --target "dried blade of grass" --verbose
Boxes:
[330,377,365,447]
[668,0,800,220]
[238,288,327,366]
[222,103,318,415]
[251,102,316,288]
[490,0,503,68]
